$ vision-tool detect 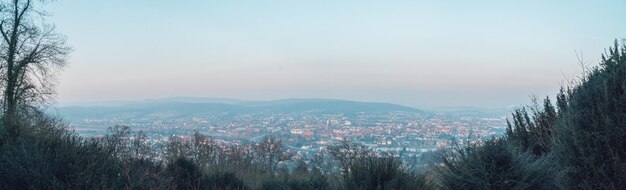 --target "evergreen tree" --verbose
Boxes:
[552,41,626,189]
